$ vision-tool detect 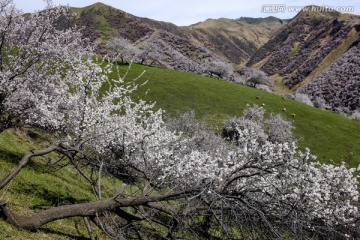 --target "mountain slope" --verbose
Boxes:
[72,3,234,77]
[298,39,360,112]
[71,3,286,65]
[247,10,360,92]
[189,17,286,64]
